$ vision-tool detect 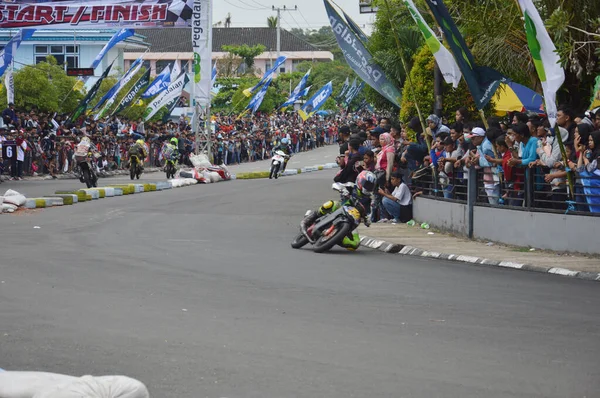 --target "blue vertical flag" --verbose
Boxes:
[211,63,217,87]
[281,69,311,108]
[141,65,171,98]
[298,81,333,121]
[0,29,36,77]
[343,11,369,44]
[281,85,311,108]
[93,56,143,111]
[324,0,401,107]
[90,29,134,71]
[243,56,287,97]
[344,81,365,107]
[246,75,273,114]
